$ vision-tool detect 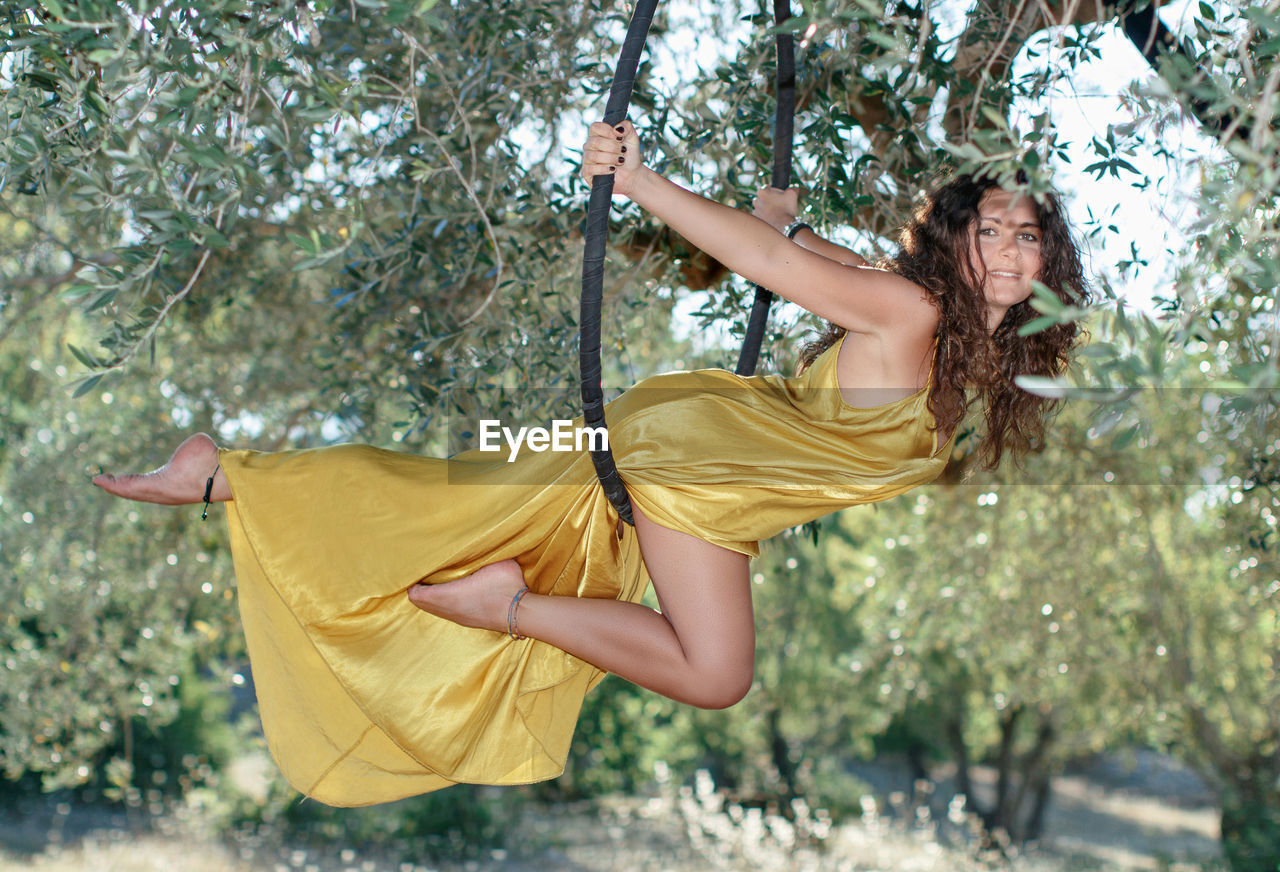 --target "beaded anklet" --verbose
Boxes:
[201,464,221,521]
